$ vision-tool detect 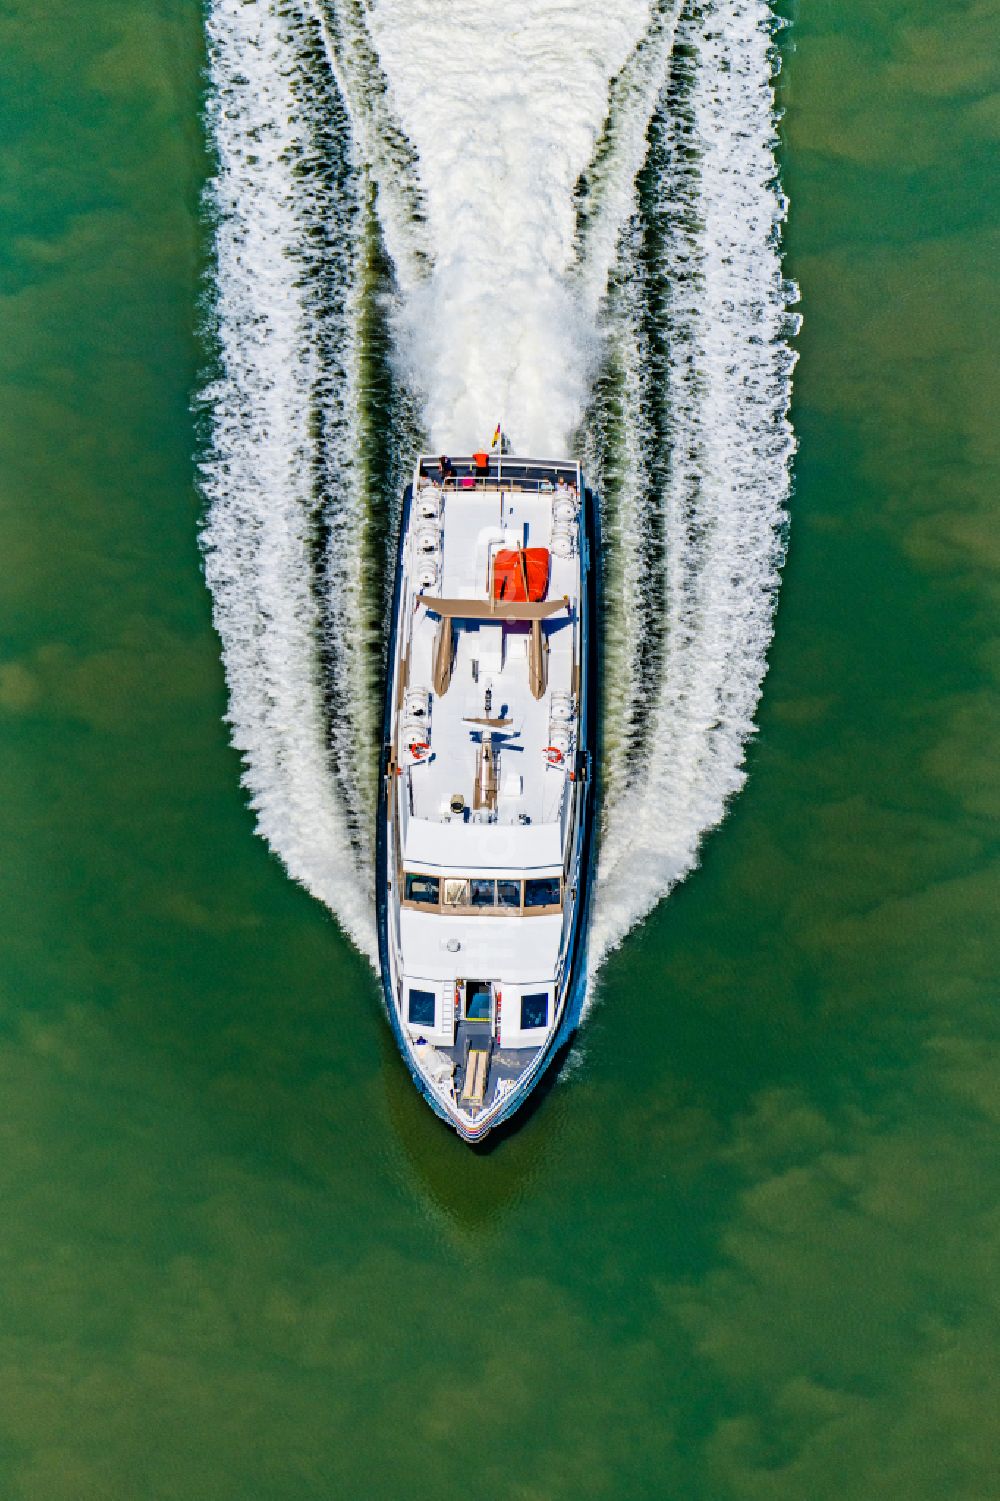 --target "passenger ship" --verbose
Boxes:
[376,449,597,1142]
